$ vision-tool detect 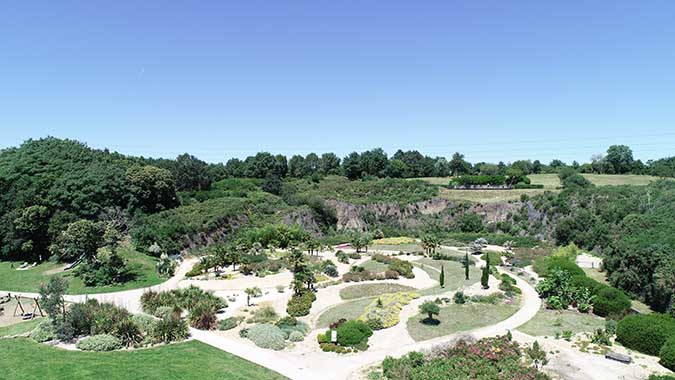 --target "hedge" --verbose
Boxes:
[616,314,675,356]
[591,286,631,318]
[286,291,316,317]
[660,335,675,371]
